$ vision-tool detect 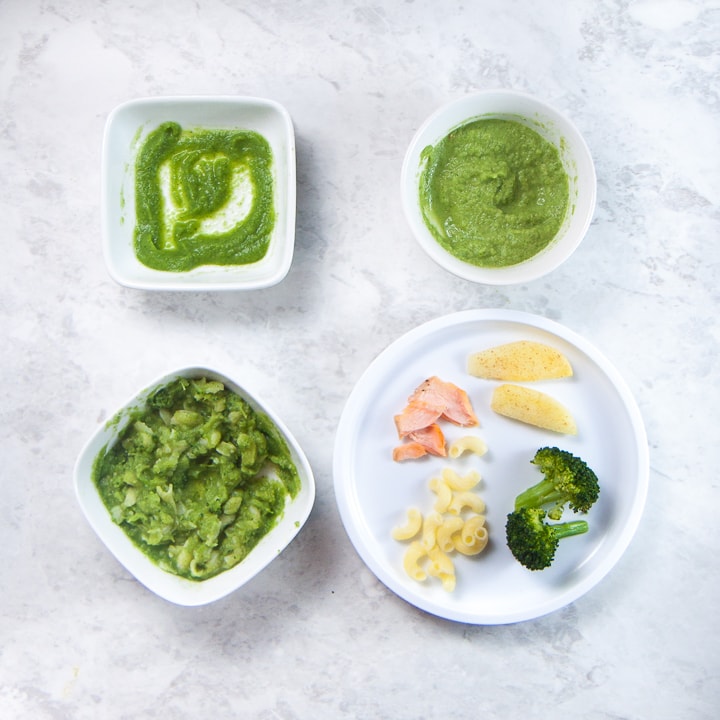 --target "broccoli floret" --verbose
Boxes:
[505,507,589,570]
[514,446,599,520]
